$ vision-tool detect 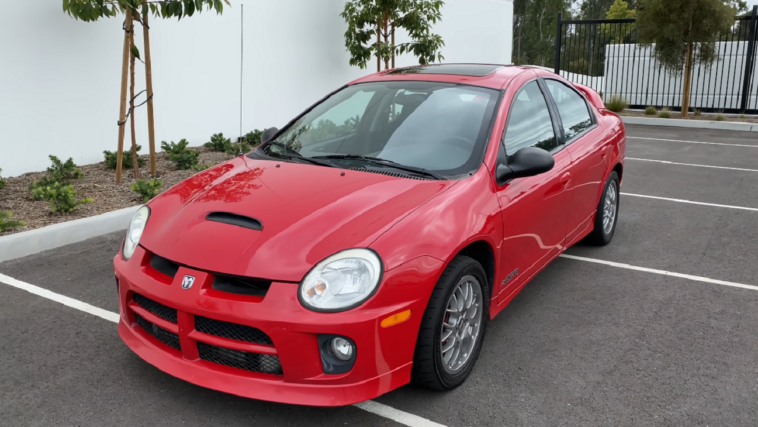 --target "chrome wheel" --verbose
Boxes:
[440,275,483,374]
[602,180,618,234]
